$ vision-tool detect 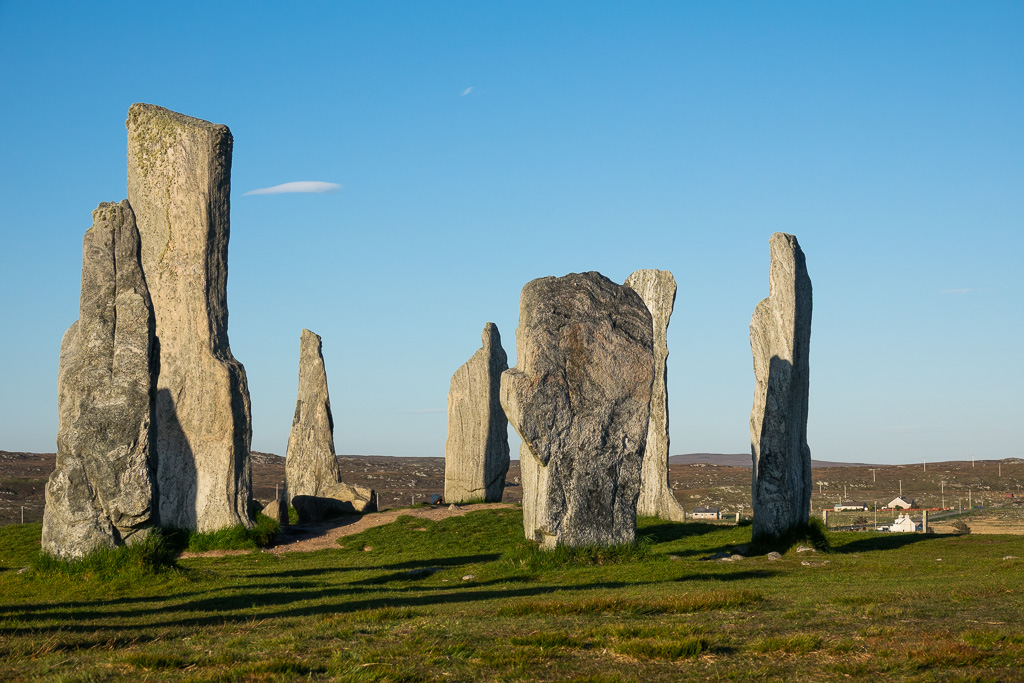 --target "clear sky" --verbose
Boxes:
[1,1,1021,464]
